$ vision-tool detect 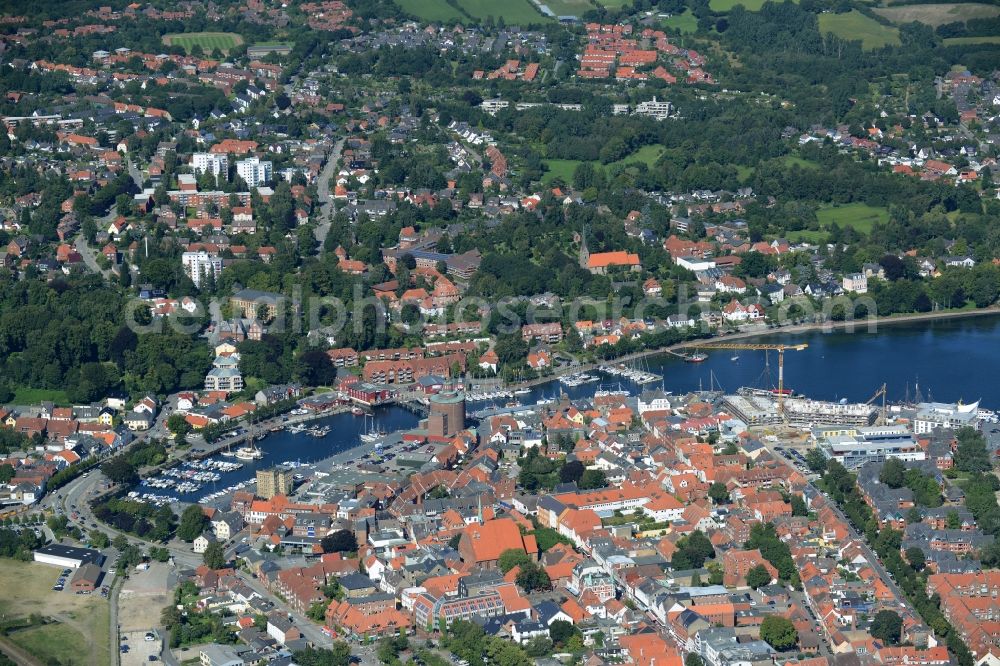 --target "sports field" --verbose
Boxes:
[163,32,244,54]
[874,2,1000,27]
[816,203,889,234]
[819,11,900,49]
[396,0,466,21]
